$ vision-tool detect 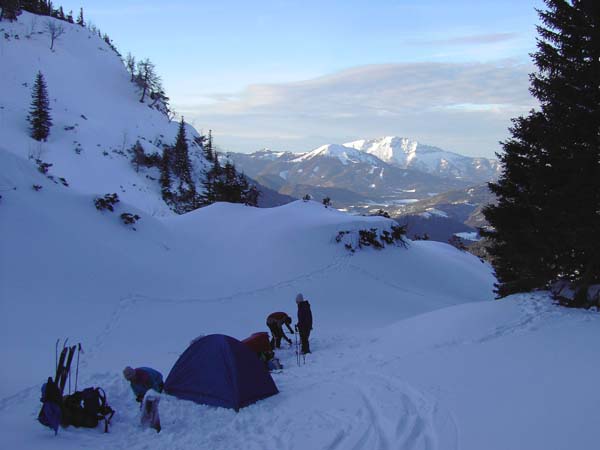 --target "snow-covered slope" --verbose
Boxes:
[0,145,494,394]
[0,12,207,215]
[2,157,599,449]
[344,136,500,182]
